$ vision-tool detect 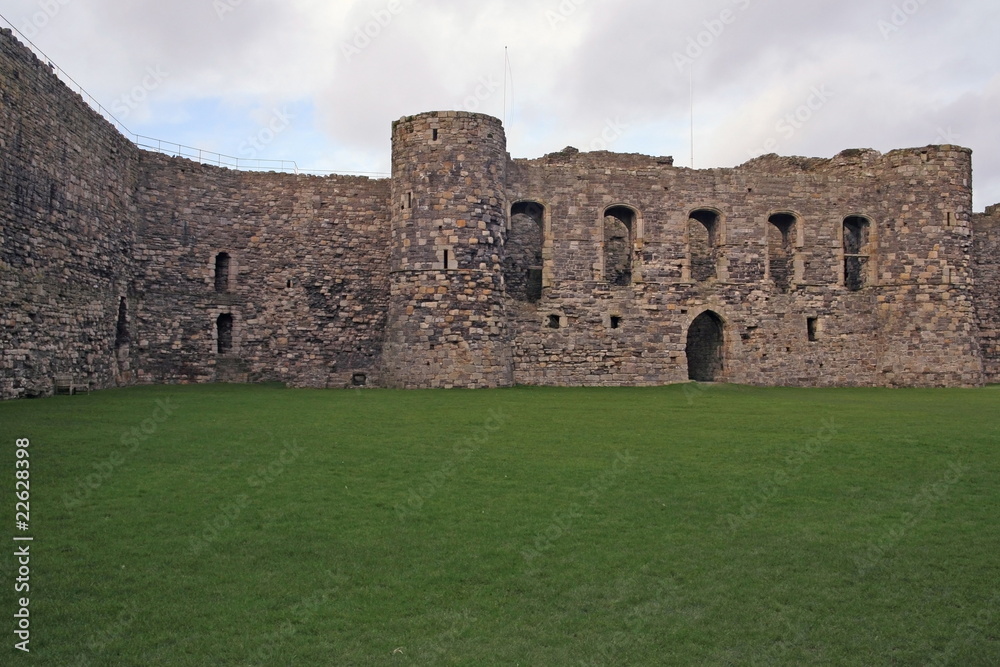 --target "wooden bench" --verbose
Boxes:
[53,375,88,395]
